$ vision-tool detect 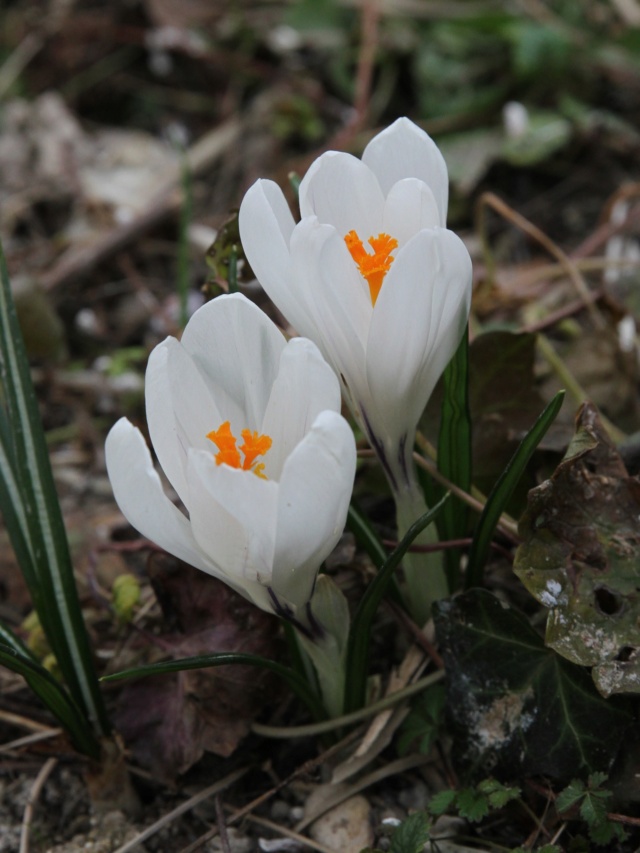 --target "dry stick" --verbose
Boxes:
[214,795,232,853]
[327,0,380,152]
[353,0,379,122]
[536,333,627,444]
[476,191,606,330]
[358,445,520,541]
[177,728,363,853]
[410,449,520,542]
[237,812,335,853]
[40,118,241,293]
[252,670,444,739]
[571,198,640,259]
[295,753,433,832]
[521,288,605,334]
[514,258,639,292]
[0,708,57,733]
[19,757,58,853]
[0,727,63,756]
[385,599,445,668]
[0,32,45,99]
[110,767,248,853]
